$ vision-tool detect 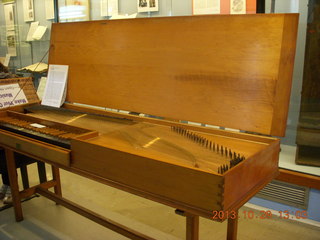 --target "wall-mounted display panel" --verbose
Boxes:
[23,0,35,22]
[45,0,55,20]
[4,3,15,30]
[100,0,118,17]
[59,0,90,22]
